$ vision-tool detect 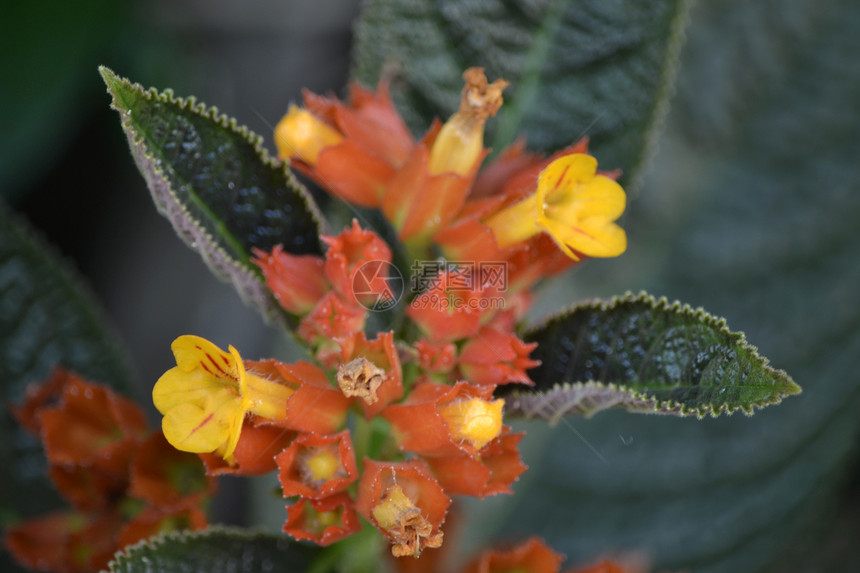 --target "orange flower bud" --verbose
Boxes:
[406,271,496,342]
[414,339,458,374]
[322,219,392,303]
[279,81,413,207]
[458,326,540,386]
[297,291,367,350]
[305,81,414,168]
[252,245,328,315]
